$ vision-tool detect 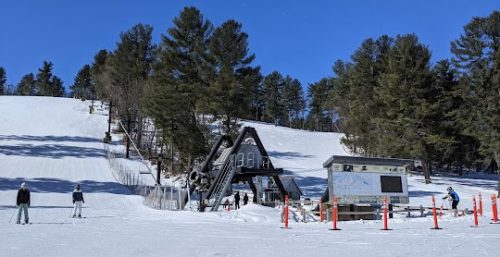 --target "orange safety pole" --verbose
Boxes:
[472,195,478,227]
[382,196,389,230]
[492,194,498,224]
[431,195,441,229]
[330,196,341,230]
[319,199,323,223]
[285,195,289,228]
[478,192,483,216]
